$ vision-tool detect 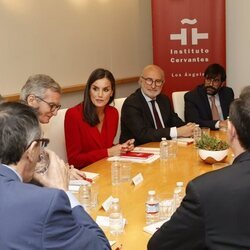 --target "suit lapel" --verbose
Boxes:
[137,90,156,127]
[199,86,213,119]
